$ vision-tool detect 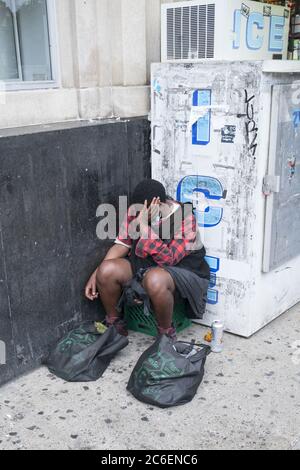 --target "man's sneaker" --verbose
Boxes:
[157,326,177,342]
[105,316,129,337]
